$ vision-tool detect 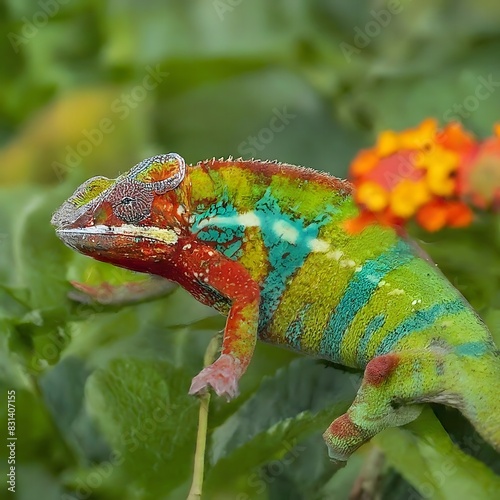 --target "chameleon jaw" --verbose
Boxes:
[55,224,180,252]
